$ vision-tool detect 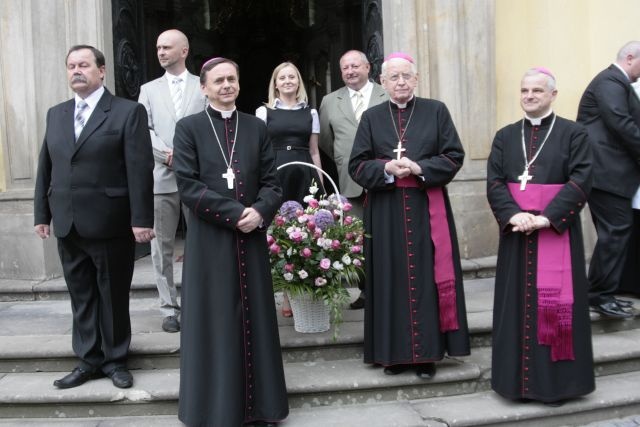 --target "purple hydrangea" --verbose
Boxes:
[314,209,335,230]
[279,200,304,220]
